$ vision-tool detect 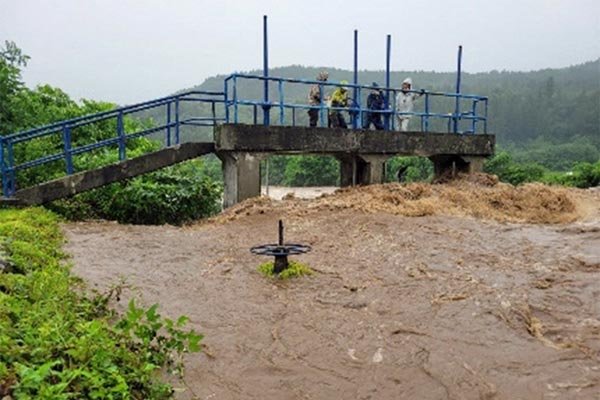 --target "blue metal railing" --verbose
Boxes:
[1,90,225,197]
[1,73,489,198]
[223,73,488,134]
